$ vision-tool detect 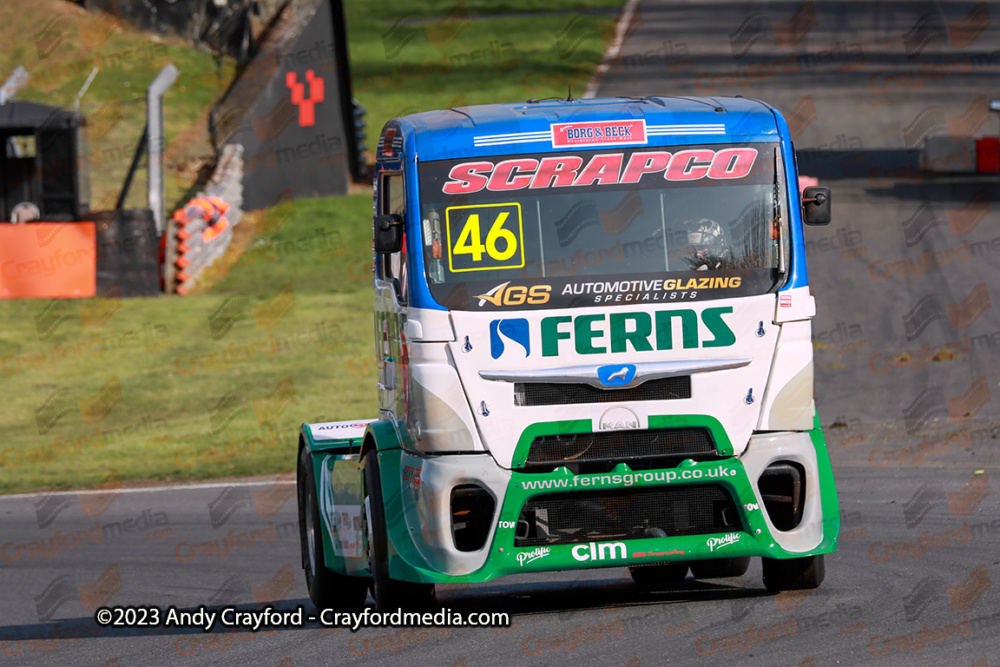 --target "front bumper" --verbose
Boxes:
[381,426,840,584]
